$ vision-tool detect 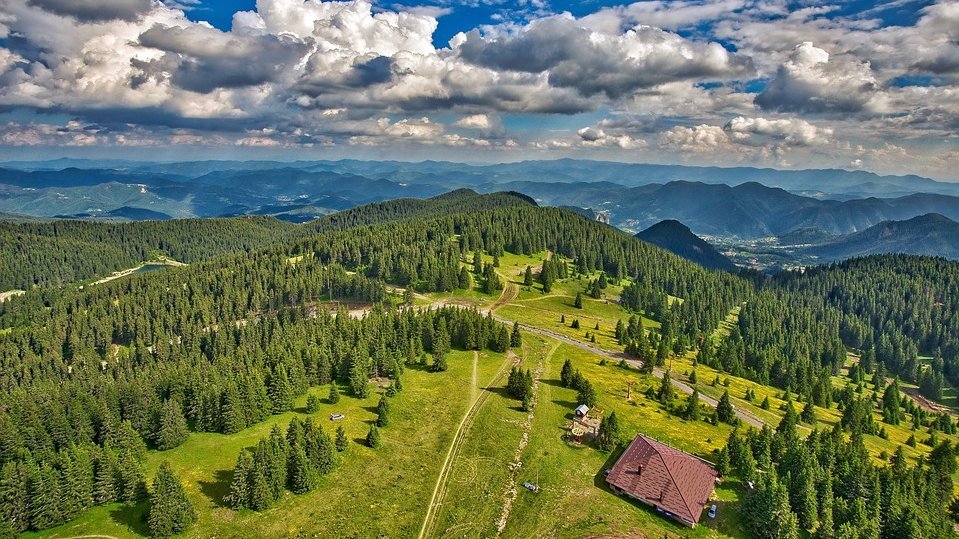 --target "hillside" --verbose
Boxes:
[2,192,958,539]
[636,219,736,270]
[807,213,959,261]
